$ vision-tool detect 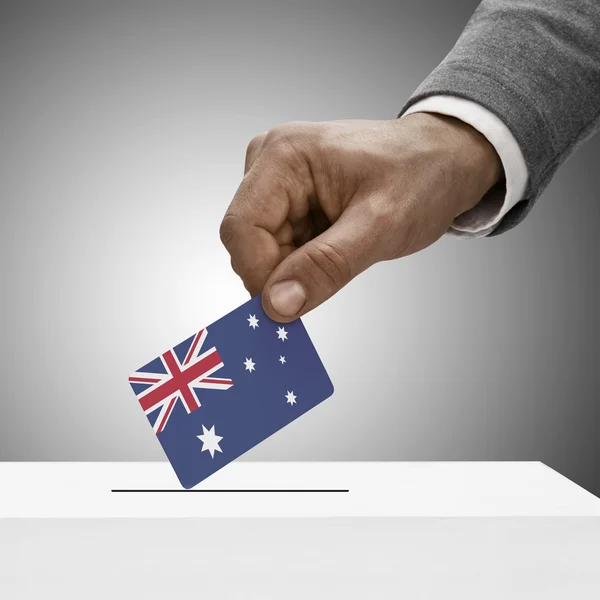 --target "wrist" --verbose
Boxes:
[403,112,504,216]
